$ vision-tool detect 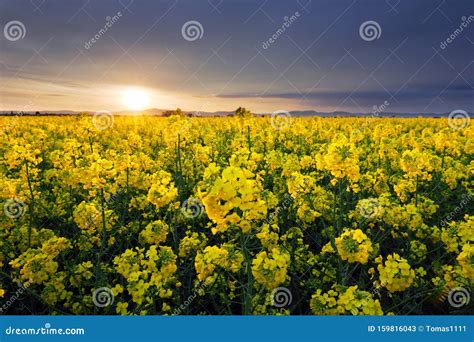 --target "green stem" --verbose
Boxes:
[100,188,107,259]
[240,230,253,315]
[25,160,35,248]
